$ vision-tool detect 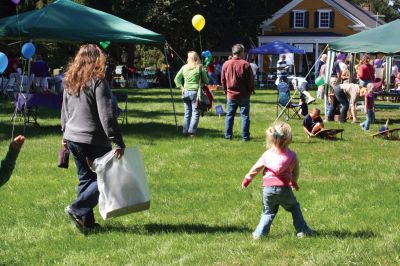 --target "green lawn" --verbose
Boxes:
[0,88,399,265]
